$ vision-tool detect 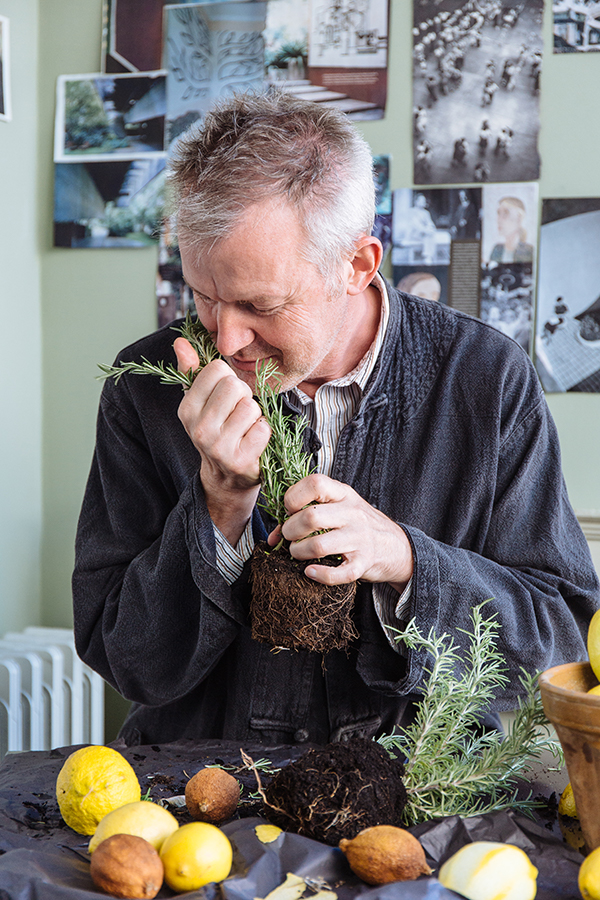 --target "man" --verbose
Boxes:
[73,91,599,747]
